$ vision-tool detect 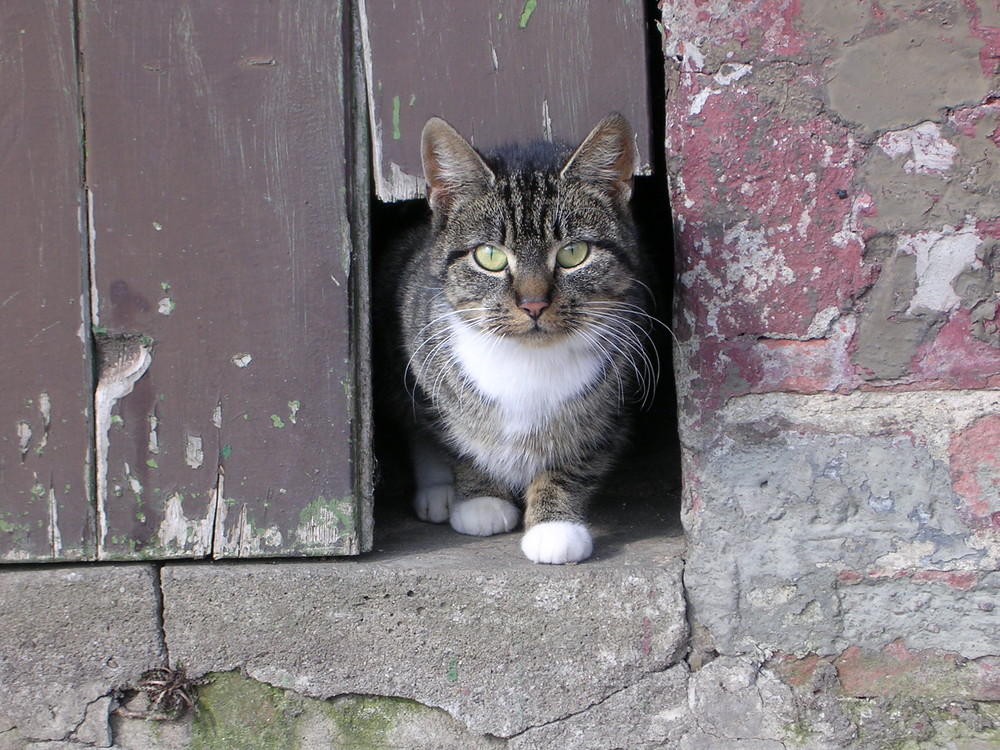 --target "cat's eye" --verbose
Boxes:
[472,243,509,272]
[556,240,590,269]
